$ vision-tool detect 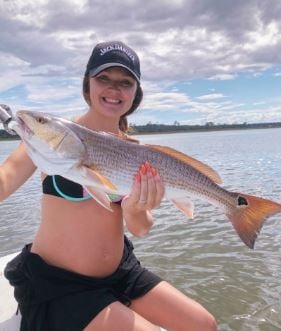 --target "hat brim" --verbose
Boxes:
[89,63,140,83]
